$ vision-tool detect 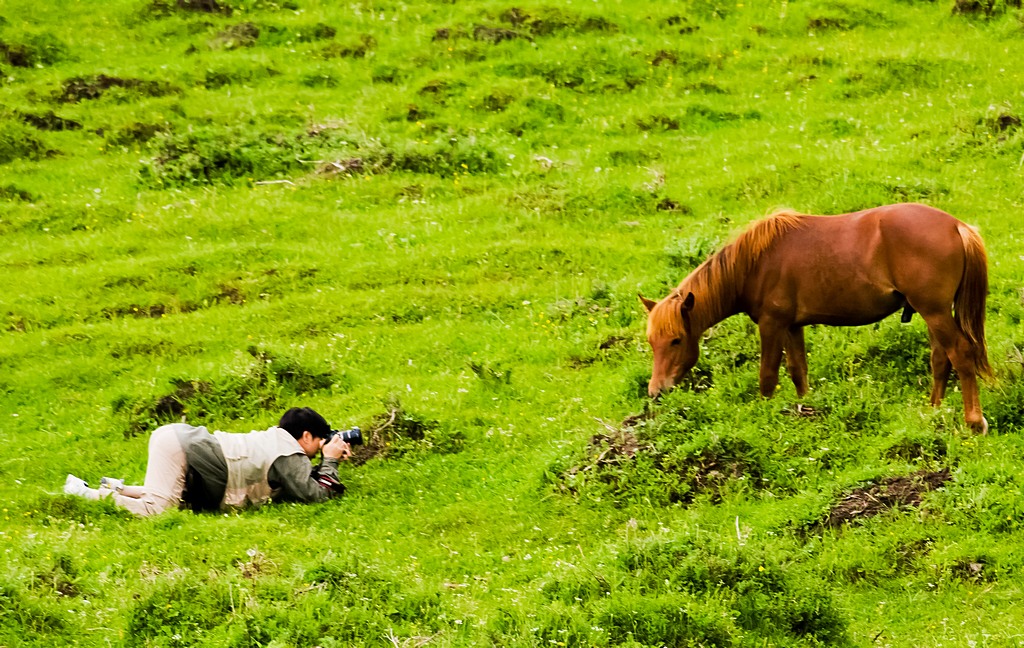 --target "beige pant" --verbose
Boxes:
[111,423,188,516]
